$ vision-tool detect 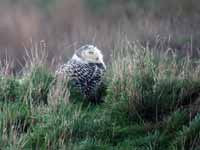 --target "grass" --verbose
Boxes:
[0,41,200,149]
